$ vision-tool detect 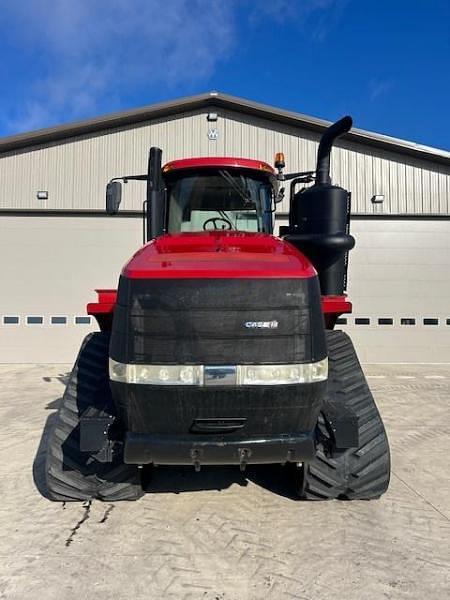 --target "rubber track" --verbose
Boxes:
[45,332,143,502]
[299,331,390,500]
